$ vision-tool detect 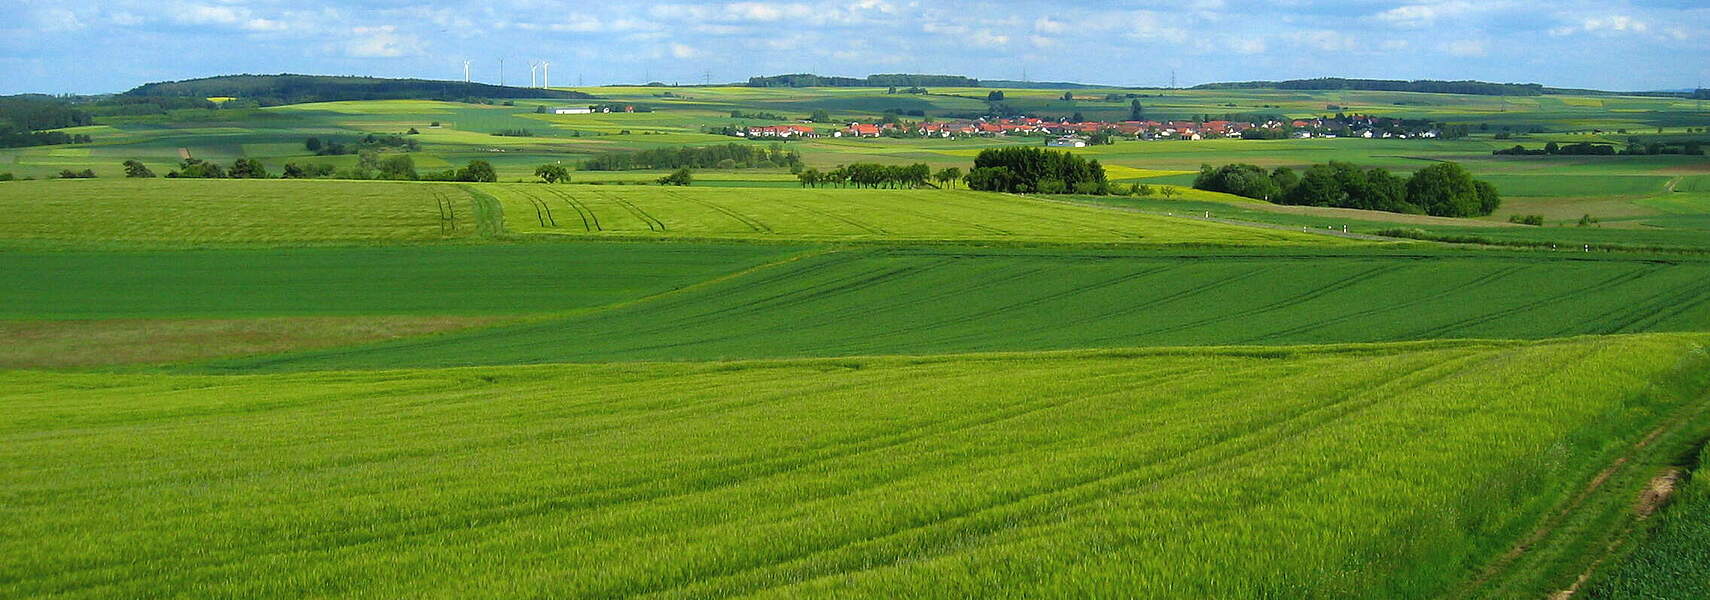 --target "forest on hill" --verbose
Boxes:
[122,74,592,106]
